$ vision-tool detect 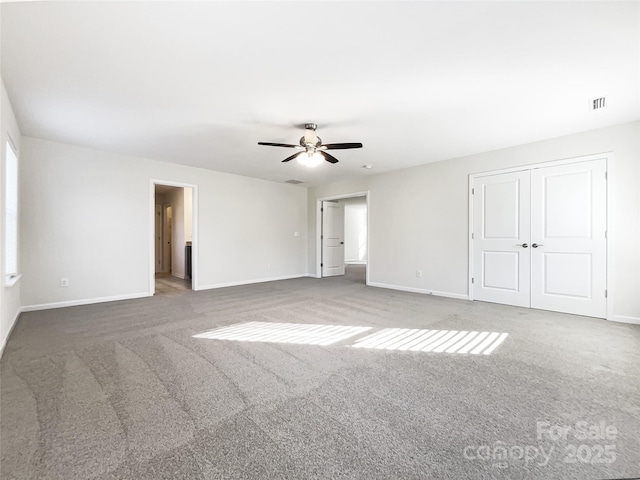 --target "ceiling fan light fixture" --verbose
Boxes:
[297,151,323,168]
[258,123,362,165]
